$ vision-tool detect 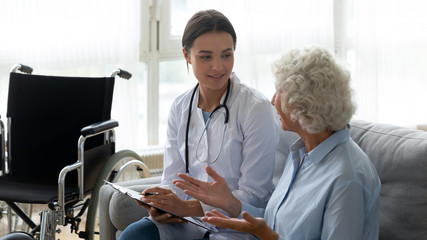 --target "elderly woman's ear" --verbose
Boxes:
[270,92,277,106]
